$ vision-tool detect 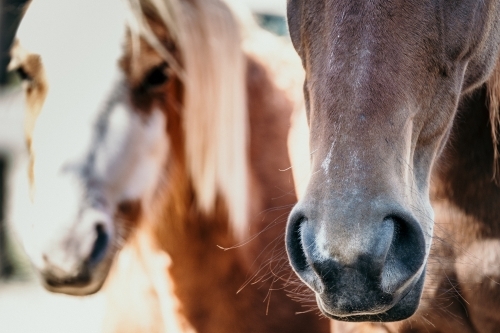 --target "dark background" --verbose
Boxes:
[0,0,27,85]
[0,0,27,278]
